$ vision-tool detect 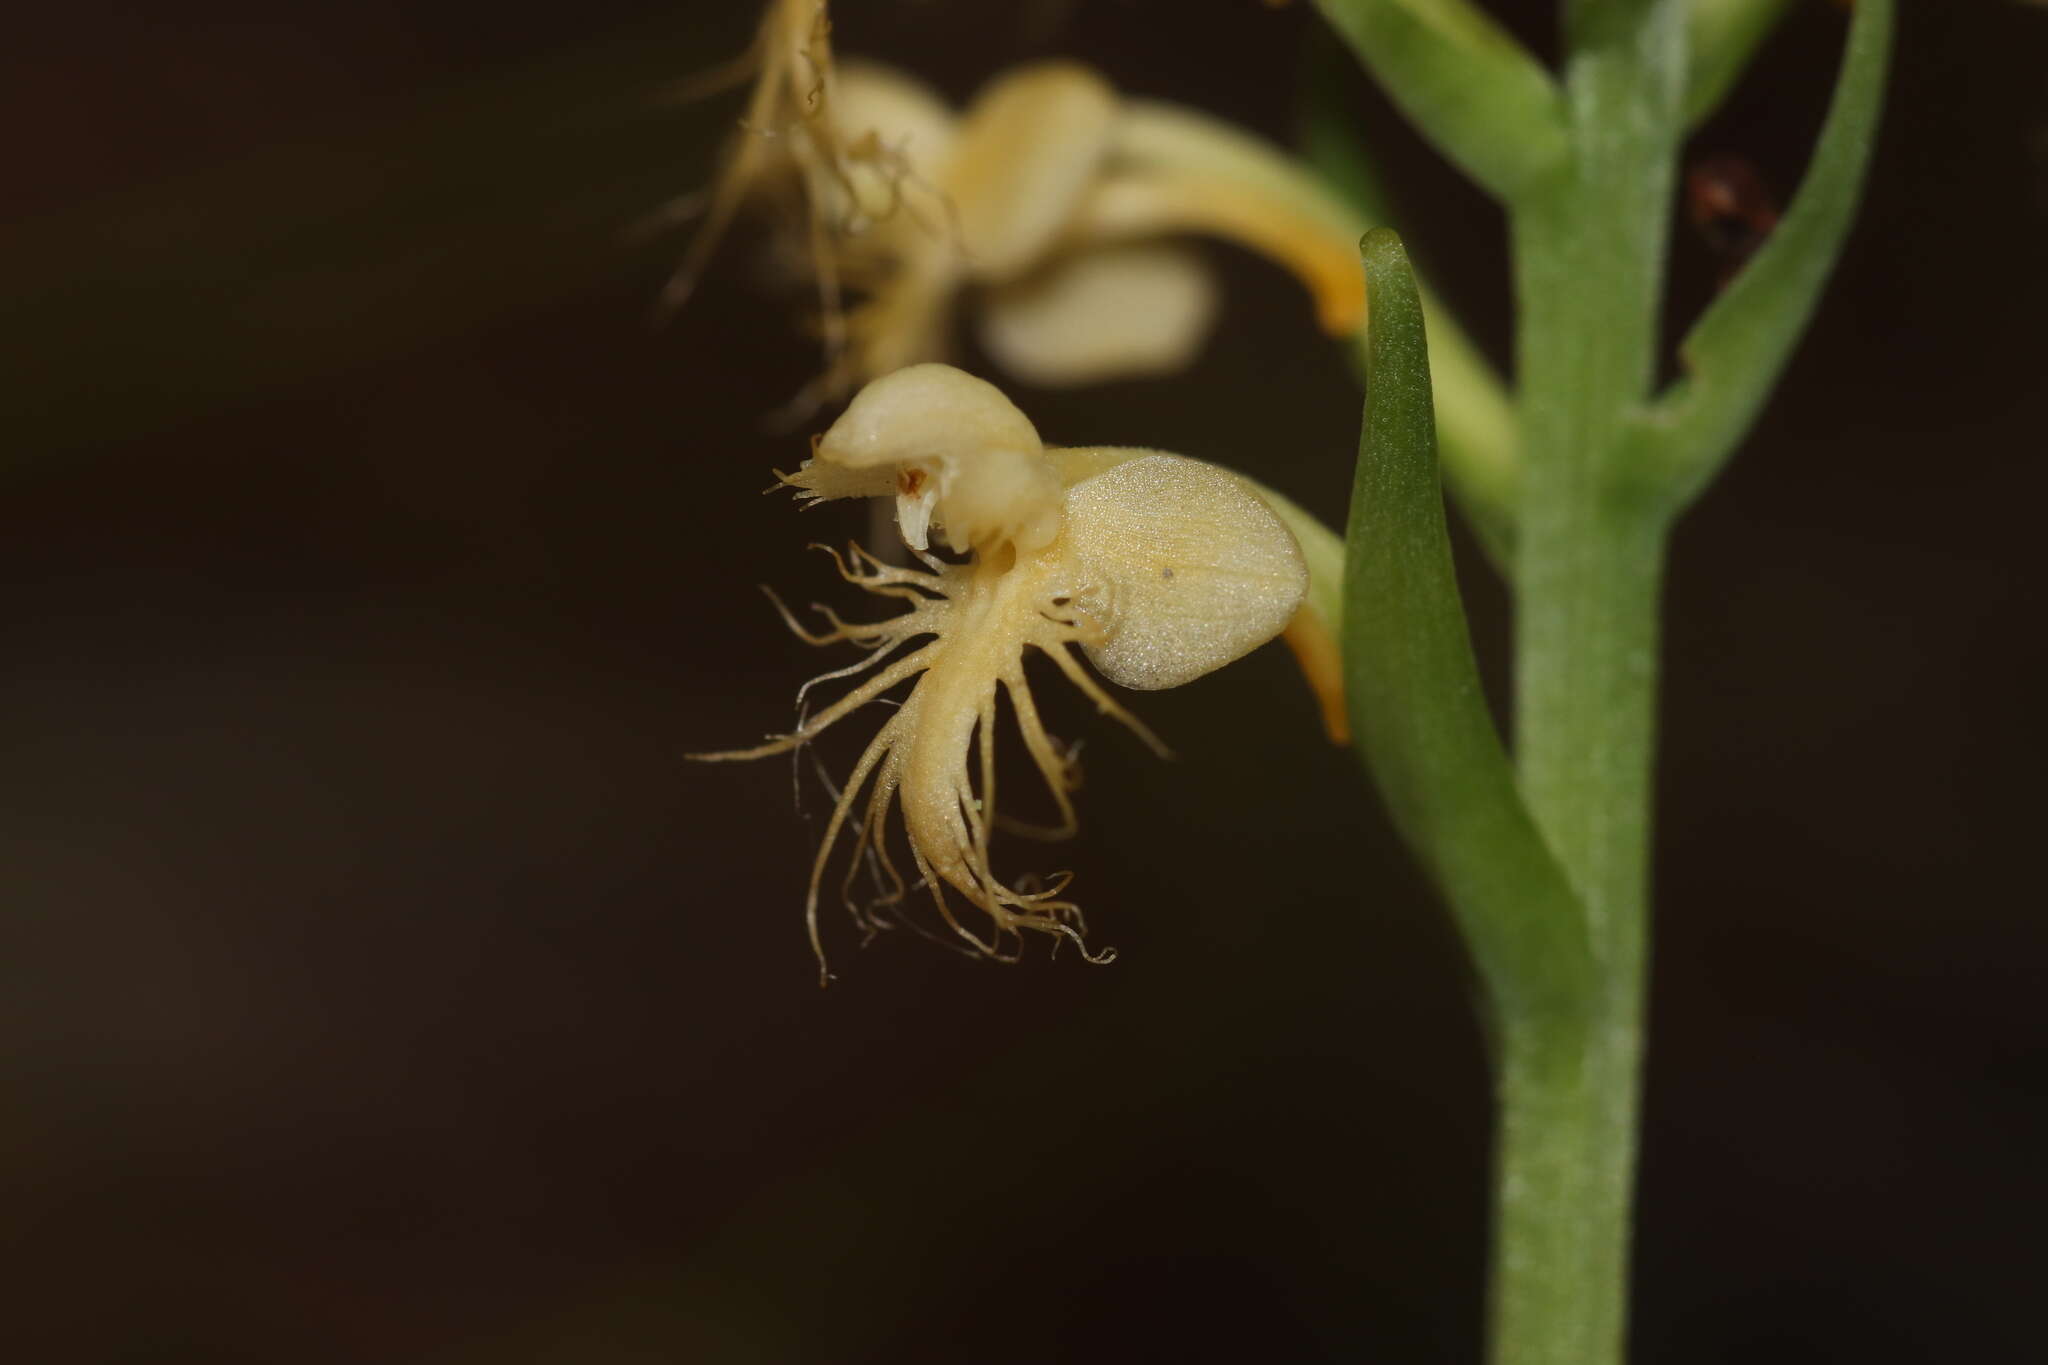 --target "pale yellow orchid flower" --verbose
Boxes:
[821,58,1370,392]
[673,3,1367,398]
[693,365,1308,979]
